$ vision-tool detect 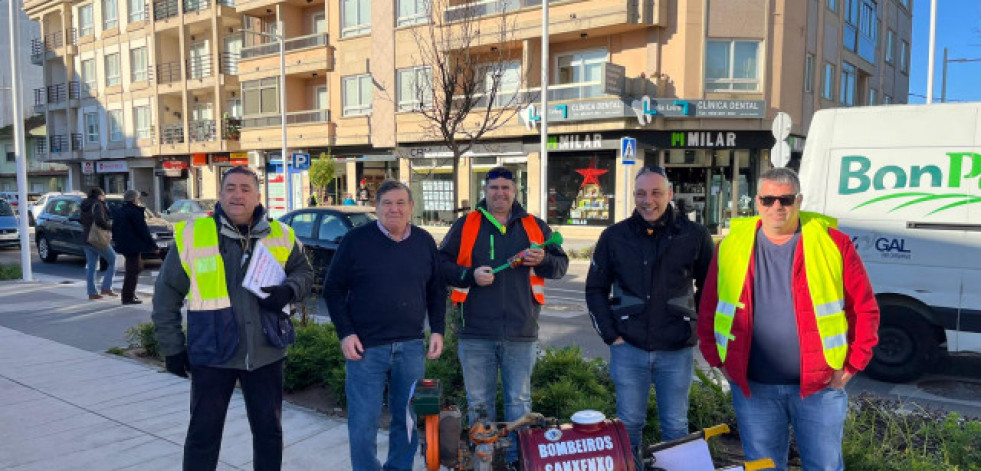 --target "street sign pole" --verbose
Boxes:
[9,0,32,281]
[620,137,636,220]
